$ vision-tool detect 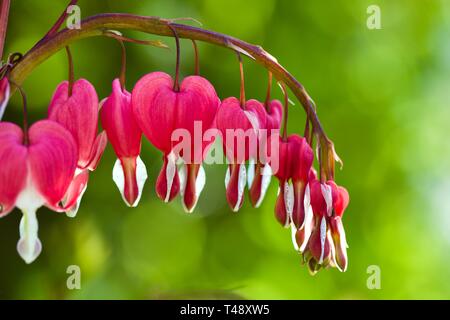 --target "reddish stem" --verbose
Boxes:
[191,39,199,75]
[65,46,74,96]
[0,0,10,60]
[34,0,78,49]
[168,24,180,92]
[237,52,245,108]
[264,71,272,110]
